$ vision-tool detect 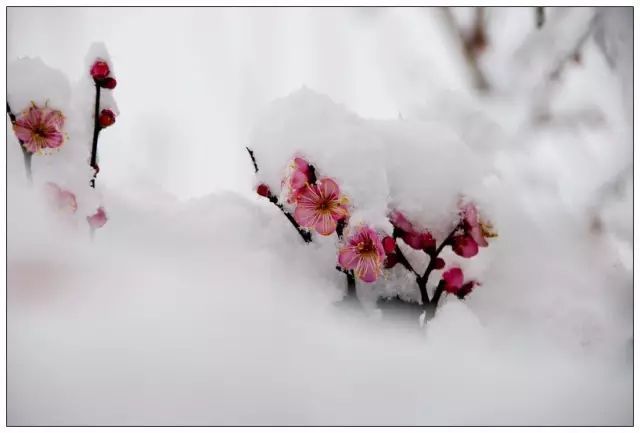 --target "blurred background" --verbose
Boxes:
[8,7,631,201]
